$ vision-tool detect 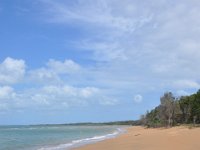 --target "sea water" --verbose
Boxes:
[0,125,125,150]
